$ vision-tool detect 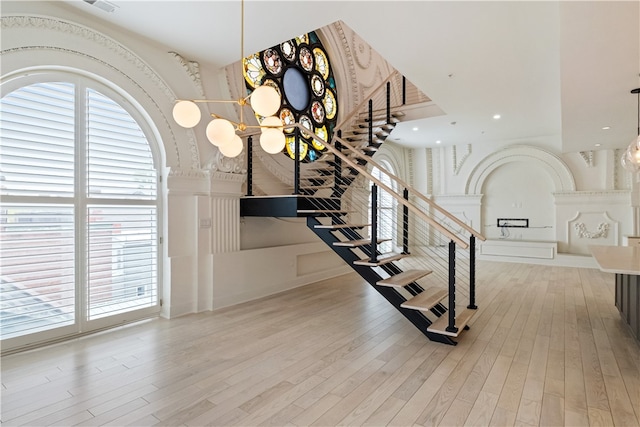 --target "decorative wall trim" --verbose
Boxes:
[466,145,576,194]
[566,211,619,251]
[452,144,472,175]
[211,197,240,253]
[1,15,199,170]
[554,190,631,204]
[574,222,609,239]
[168,51,205,98]
[578,150,594,167]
